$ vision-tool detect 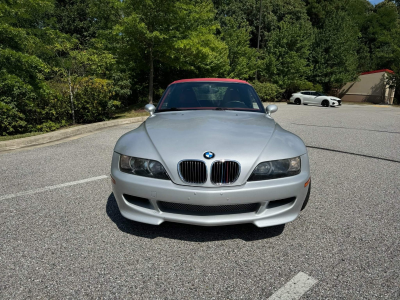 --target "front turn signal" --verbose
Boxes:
[304,177,311,188]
